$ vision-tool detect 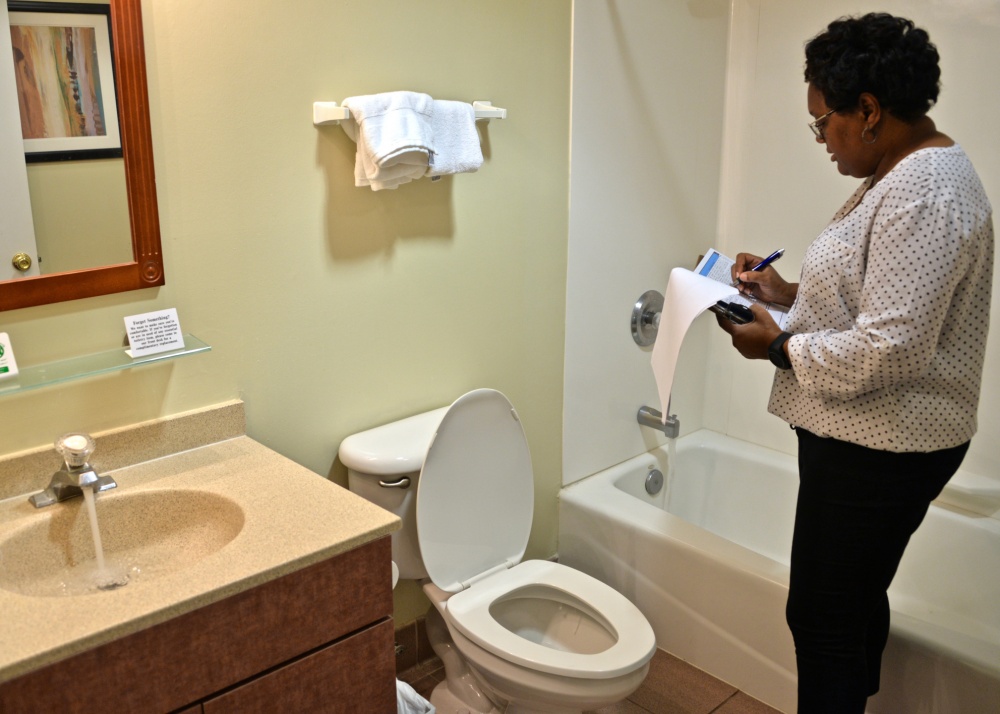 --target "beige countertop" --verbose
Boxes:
[0,435,400,684]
